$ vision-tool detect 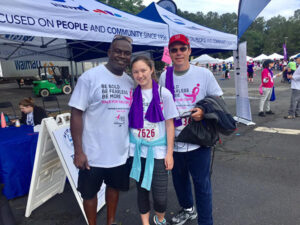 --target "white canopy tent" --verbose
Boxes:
[0,0,169,61]
[225,56,253,63]
[291,53,300,59]
[191,54,220,64]
[267,53,284,60]
[246,56,253,61]
[225,56,234,62]
[253,54,268,61]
